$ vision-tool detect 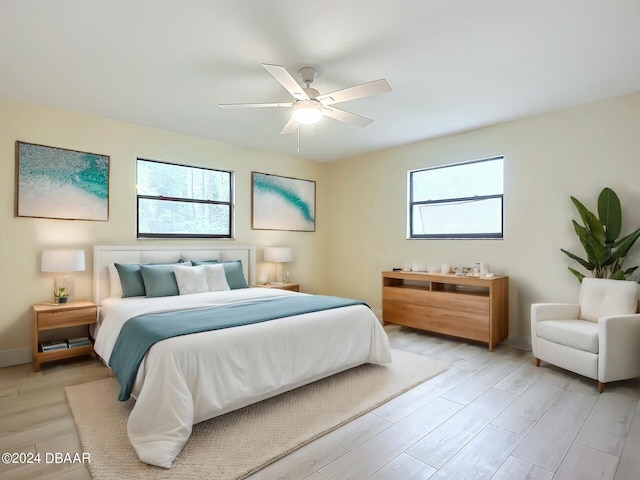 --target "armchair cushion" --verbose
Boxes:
[579,278,638,322]
[536,319,599,353]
